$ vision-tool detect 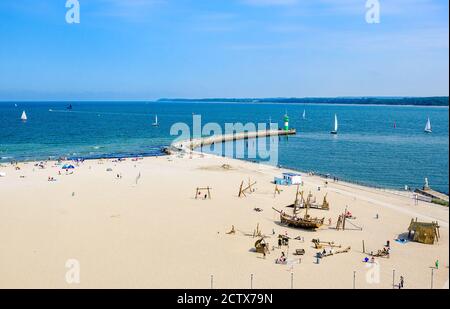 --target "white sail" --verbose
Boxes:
[302,109,306,120]
[21,111,27,121]
[153,115,158,126]
[334,114,338,132]
[425,117,432,132]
